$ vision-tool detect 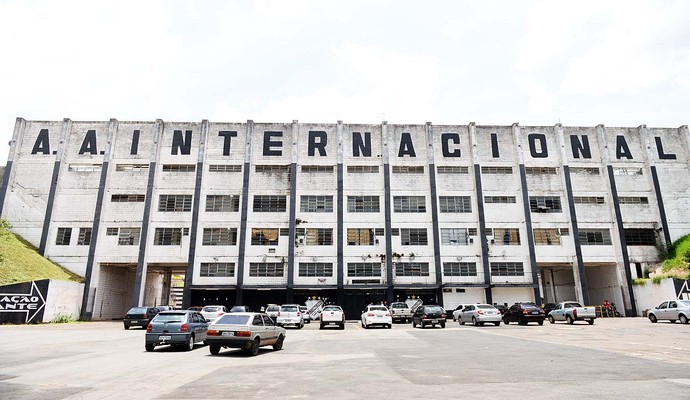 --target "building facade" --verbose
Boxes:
[1,118,688,319]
